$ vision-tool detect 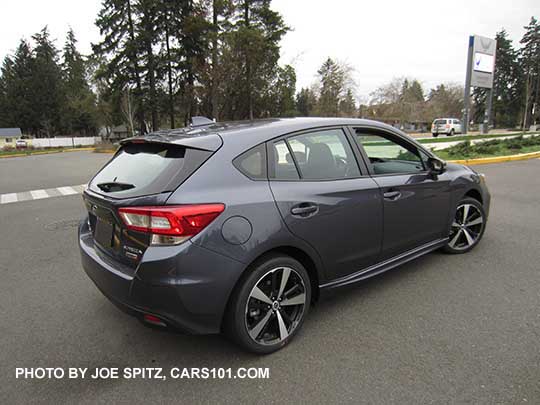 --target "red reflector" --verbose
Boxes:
[143,314,166,326]
[118,204,225,237]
